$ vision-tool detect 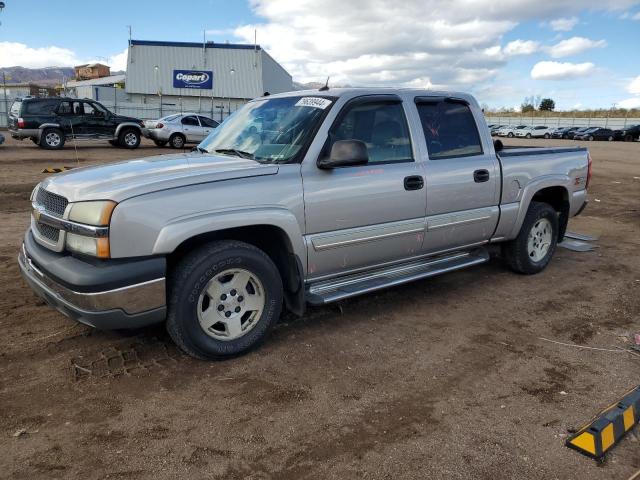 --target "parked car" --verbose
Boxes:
[515,125,552,139]
[573,127,615,141]
[8,97,145,149]
[613,124,640,142]
[567,127,592,140]
[497,125,527,137]
[19,88,591,359]
[490,124,507,136]
[551,127,580,139]
[142,113,220,148]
